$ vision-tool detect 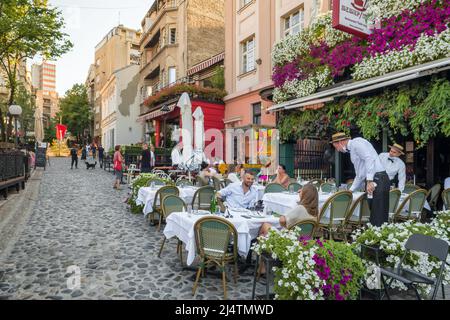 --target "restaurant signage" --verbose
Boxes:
[332,0,371,38]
